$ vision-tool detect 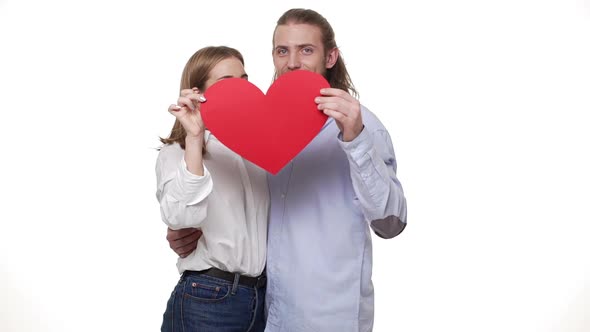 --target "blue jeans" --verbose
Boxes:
[161,272,266,332]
